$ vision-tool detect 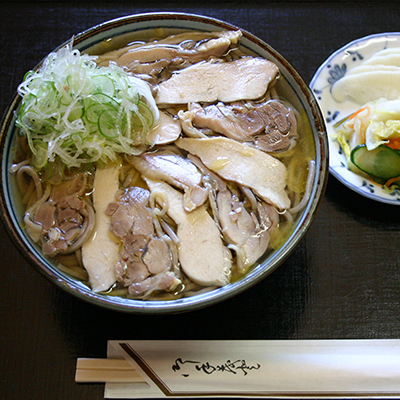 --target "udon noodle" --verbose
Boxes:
[11,29,315,300]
